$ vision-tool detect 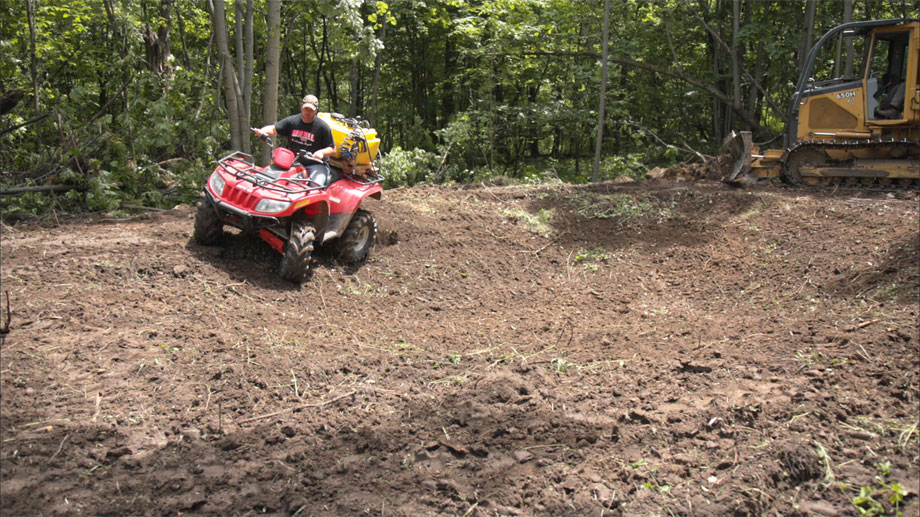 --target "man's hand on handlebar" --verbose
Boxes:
[251,127,273,146]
